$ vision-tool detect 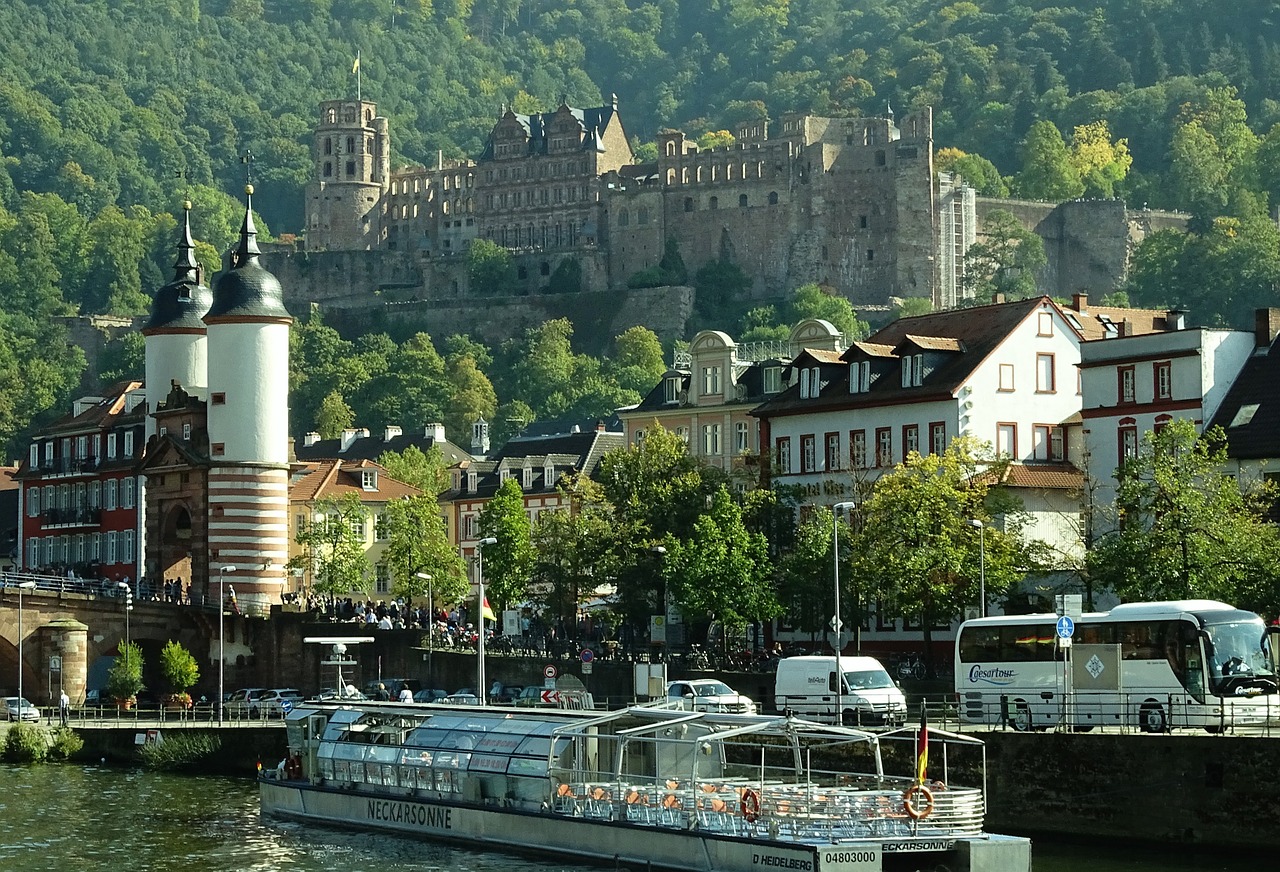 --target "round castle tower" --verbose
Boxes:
[304,99,389,251]
[141,201,212,438]
[204,185,293,610]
